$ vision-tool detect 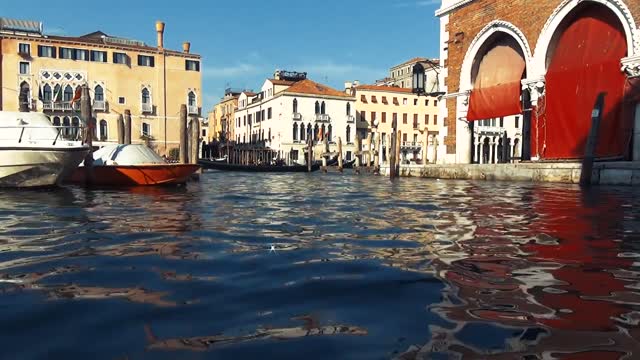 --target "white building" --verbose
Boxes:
[234,71,356,163]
